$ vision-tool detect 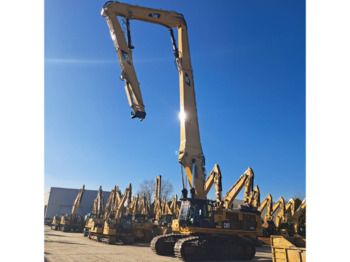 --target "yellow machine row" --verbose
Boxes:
[50,2,305,261]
